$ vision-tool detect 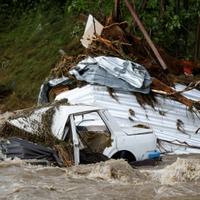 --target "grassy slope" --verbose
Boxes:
[0,8,84,111]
